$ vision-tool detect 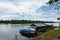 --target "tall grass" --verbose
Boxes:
[14,35,18,40]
